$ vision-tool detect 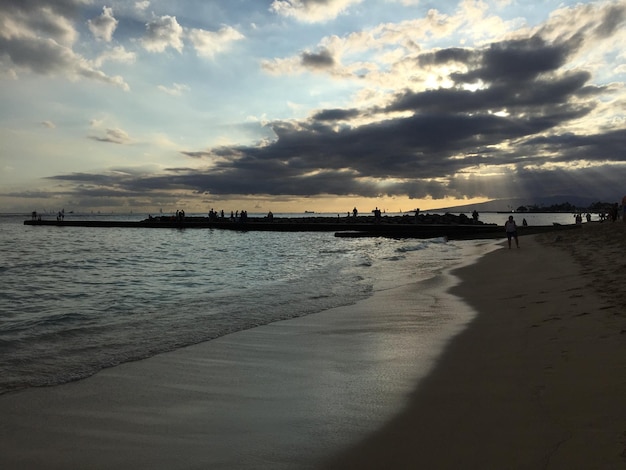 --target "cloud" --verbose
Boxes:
[262,0,525,84]
[0,0,129,90]
[312,108,360,121]
[270,0,364,23]
[141,15,184,53]
[187,26,245,59]
[157,82,190,96]
[260,8,460,79]
[135,1,150,12]
[87,6,118,42]
[180,151,213,159]
[453,36,574,85]
[111,4,626,197]
[94,45,136,67]
[89,128,132,144]
[262,47,338,75]
[301,48,335,69]
[140,16,244,58]
[0,34,130,90]
[0,0,84,46]
[26,0,626,207]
